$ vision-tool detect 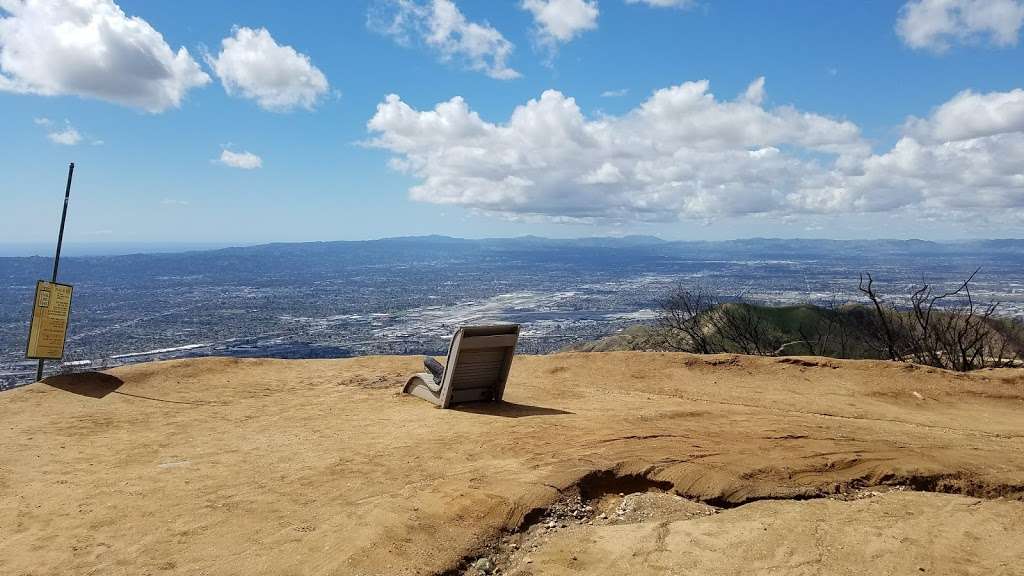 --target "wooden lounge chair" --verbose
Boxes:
[402,324,520,408]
